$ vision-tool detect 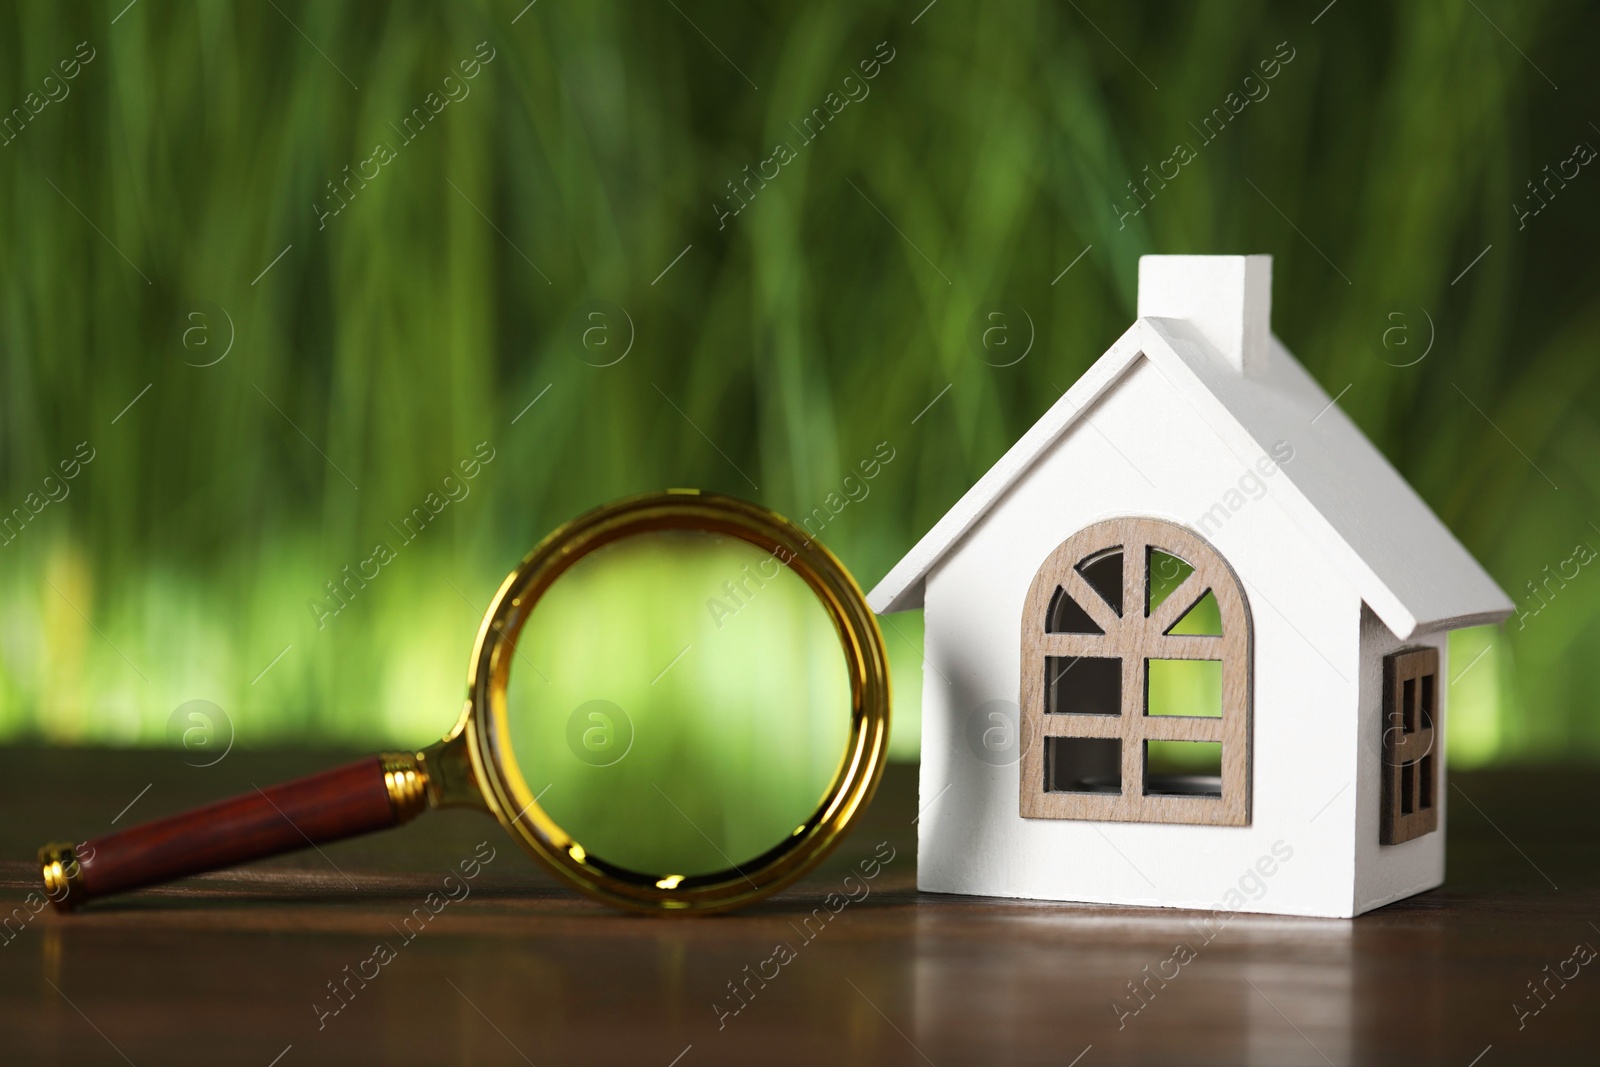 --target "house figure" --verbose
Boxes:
[868,255,1512,918]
